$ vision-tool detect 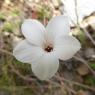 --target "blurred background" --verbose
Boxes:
[0,0,95,95]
